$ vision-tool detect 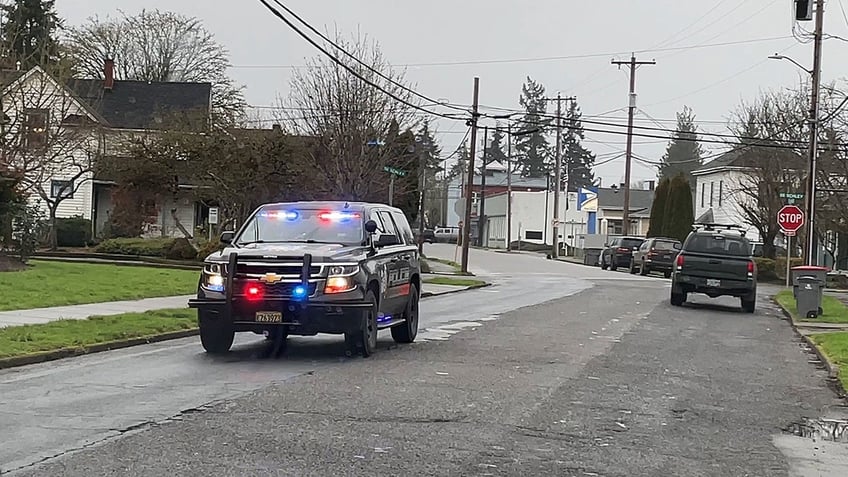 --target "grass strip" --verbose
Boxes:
[809,332,848,391]
[423,276,487,287]
[0,260,198,311]
[0,308,196,359]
